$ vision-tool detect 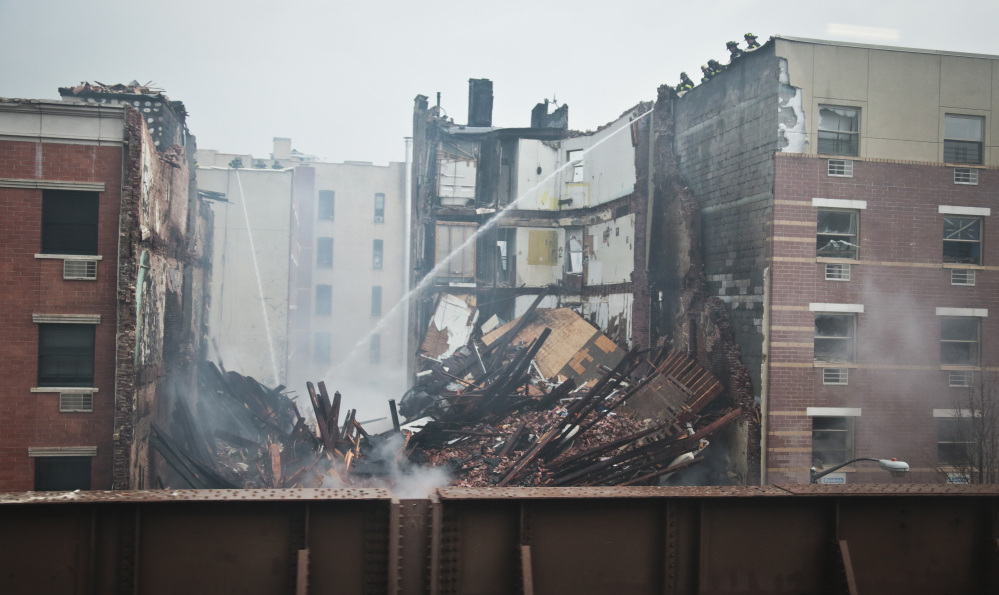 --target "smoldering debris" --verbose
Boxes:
[151,301,740,491]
